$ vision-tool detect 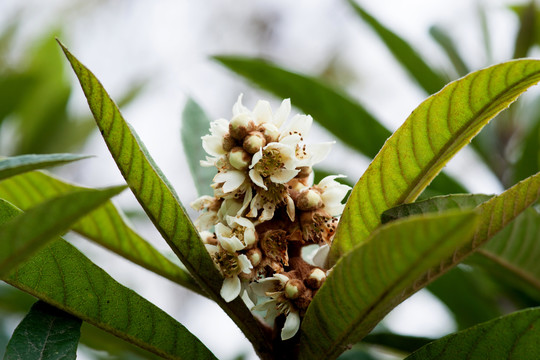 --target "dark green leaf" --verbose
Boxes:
[514,109,540,183]
[0,170,202,296]
[405,308,540,359]
[381,194,493,224]
[4,301,82,360]
[59,42,271,356]
[181,99,215,196]
[347,0,447,94]
[1,201,216,360]
[362,332,434,354]
[330,60,540,263]
[300,211,479,360]
[0,185,125,277]
[513,1,536,59]
[0,154,89,182]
